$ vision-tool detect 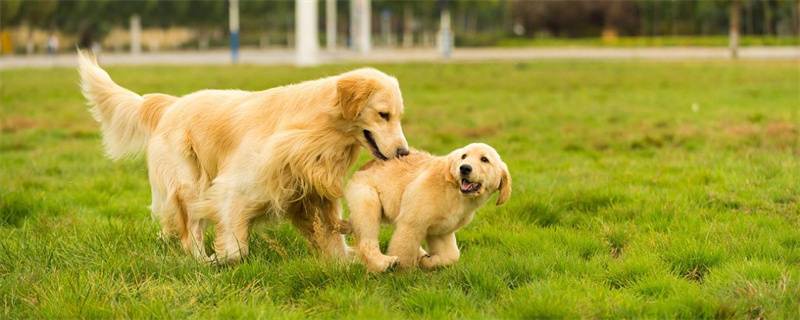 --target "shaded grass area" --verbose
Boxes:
[1,60,799,318]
